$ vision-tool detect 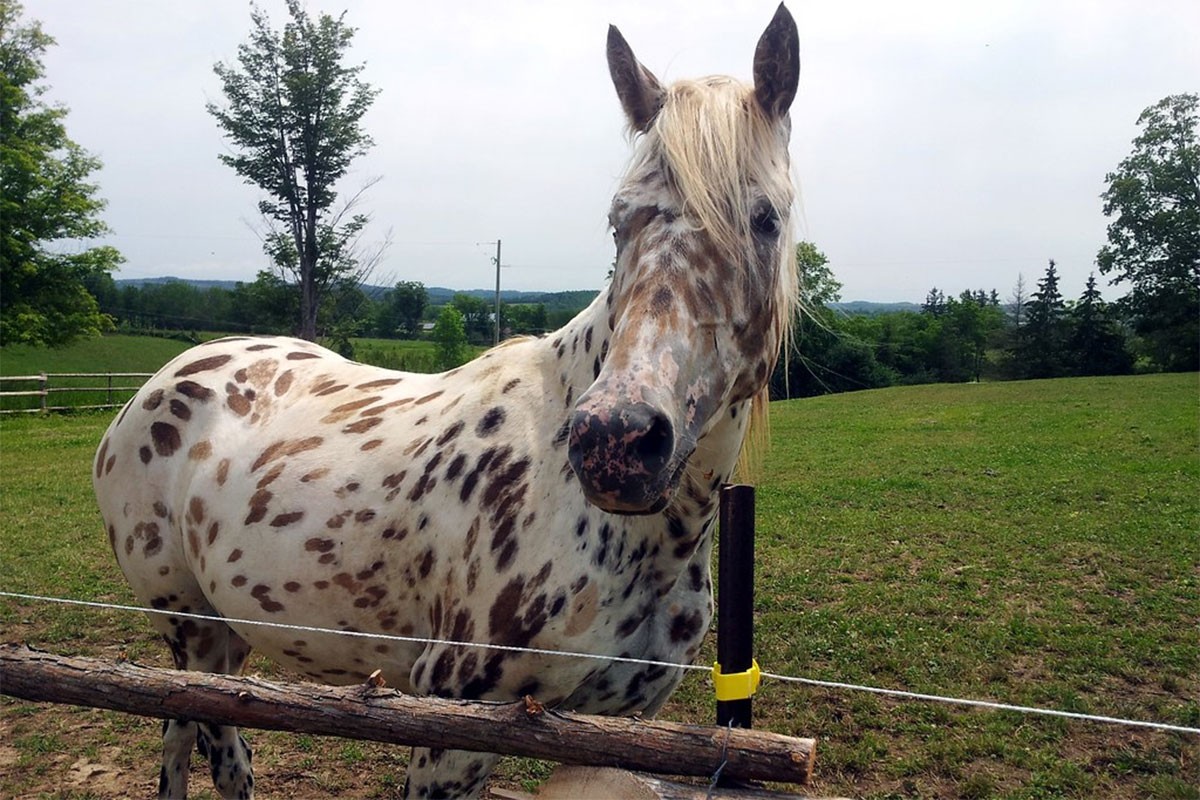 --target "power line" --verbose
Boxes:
[2,591,1194,736]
